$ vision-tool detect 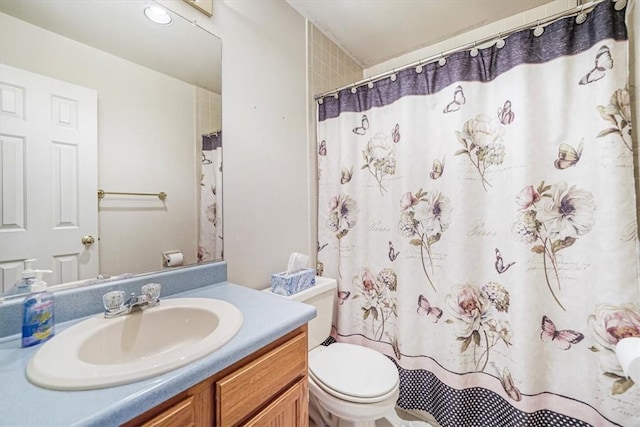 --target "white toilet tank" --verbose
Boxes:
[264,276,337,349]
